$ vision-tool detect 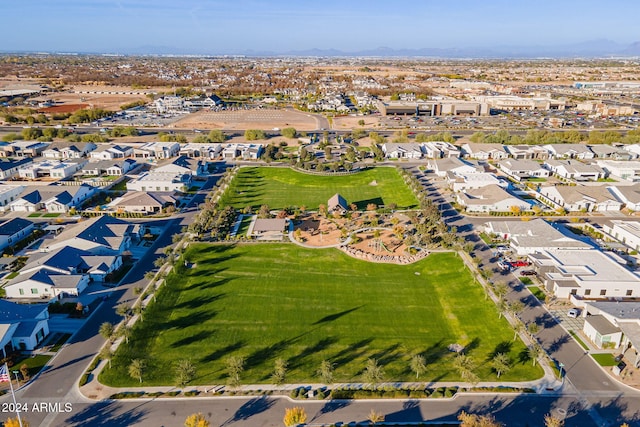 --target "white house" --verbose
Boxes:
[505,145,549,160]
[0,218,35,252]
[18,160,82,180]
[421,141,460,159]
[483,219,592,255]
[4,270,89,300]
[0,185,25,211]
[42,215,139,255]
[448,172,503,193]
[609,185,640,211]
[428,157,480,177]
[456,184,530,213]
[133,142,180,159]
[381,143,424,159]
[539,185,622,212]
[41,142,96,159]
[0,158,33,179]
[543,159,605,181]
[90,144,134,160]
[602,220,640,252]
[543,144,594,160]
[154,155,208,177]
[0,300,49,355]
[461,143,509,160]
[528,249,640,299]
[8,184,95,213]
[81,159,137,176]
[498,159,550,181]
[126,171,191,192]
[582,301,640,362]
[596,160,640,182]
